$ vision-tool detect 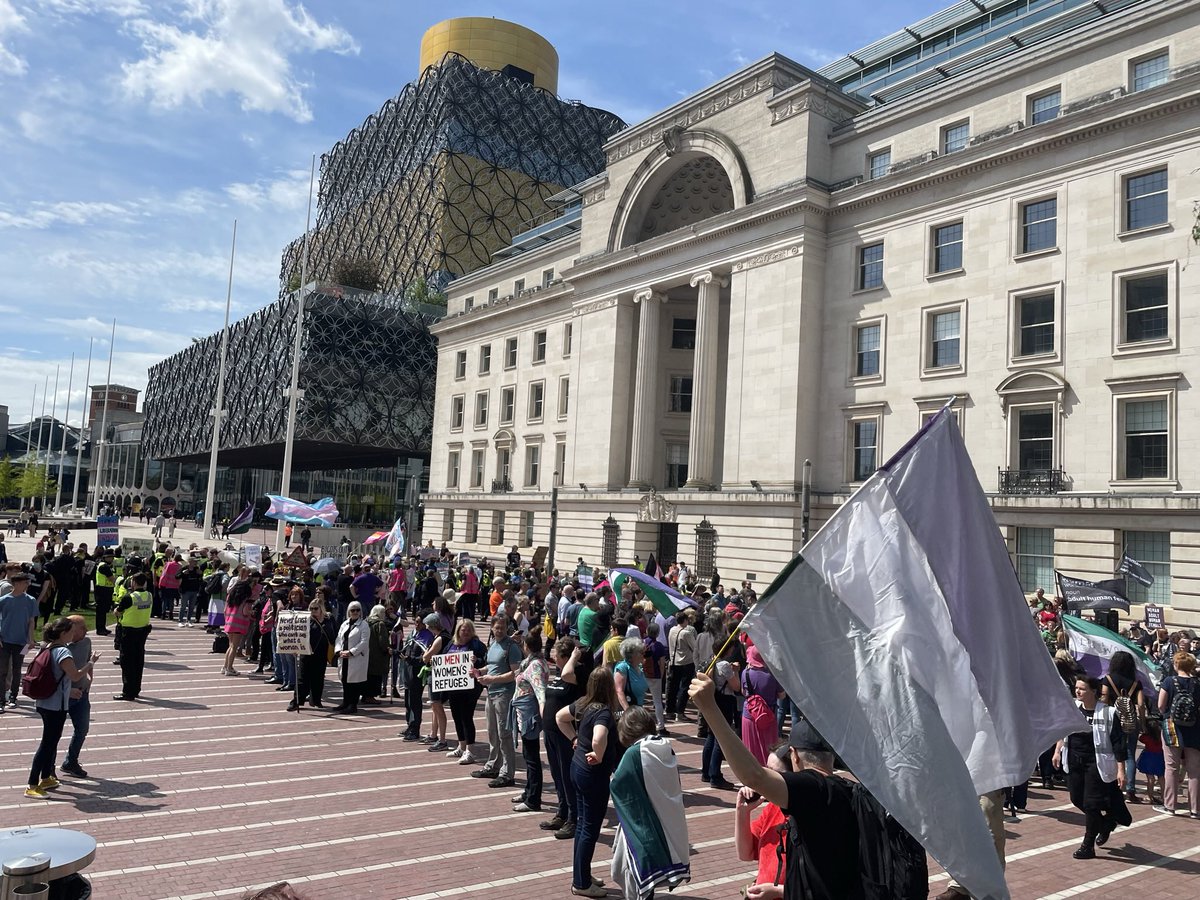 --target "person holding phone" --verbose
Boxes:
[734,742,793,900]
